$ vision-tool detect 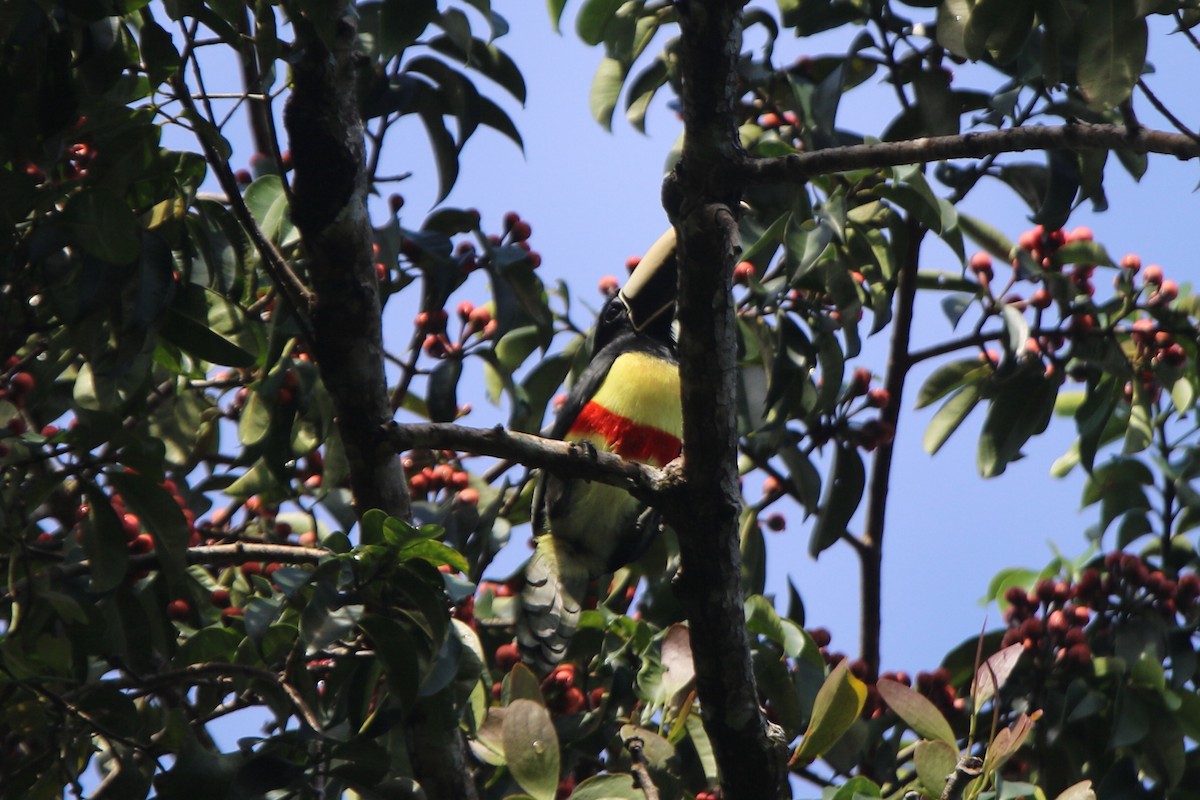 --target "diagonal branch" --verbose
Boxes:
[384,422,667,503]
